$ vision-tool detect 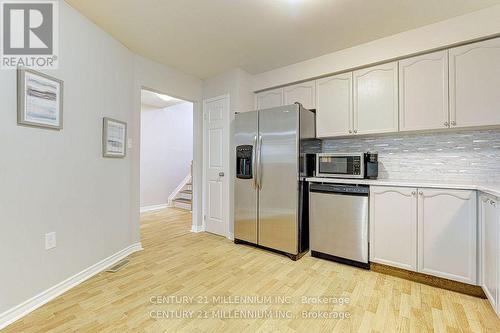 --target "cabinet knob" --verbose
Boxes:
[411,191,416,196]
[451,121,457,126]
[419,191,423,196]
[349,130,353,134]
[354,130,358,134]
[492,201,496,207]
[444,121,449,127]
